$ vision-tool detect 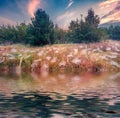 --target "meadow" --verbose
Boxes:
[0,40,120,74]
